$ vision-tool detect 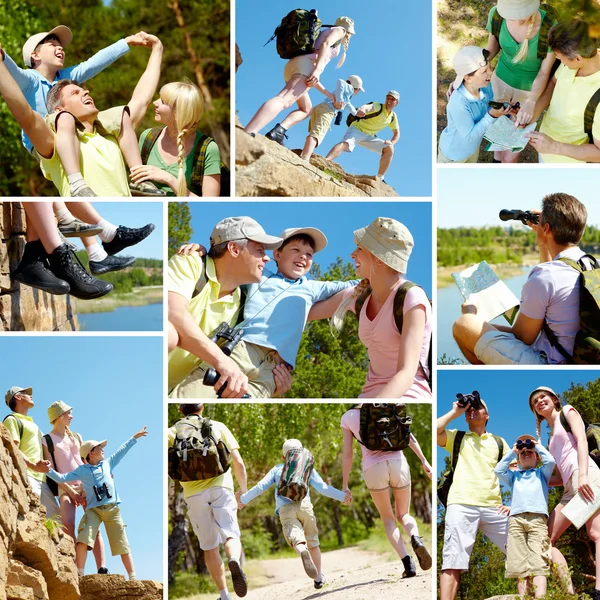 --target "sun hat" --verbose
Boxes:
[22,26,72,68]
[279,227,328,253]
[354,217,414,273]
[528,386,559,412]
[347,75,365,92]
[47,400,72,424]
[5,386,32,406]
[282,439,303,456]
[387,90,400,102]
[210,217,282,250]
[452,46,488,90]
[80,439,107,461]
[496,0,540,20]
[334,16,355,35]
